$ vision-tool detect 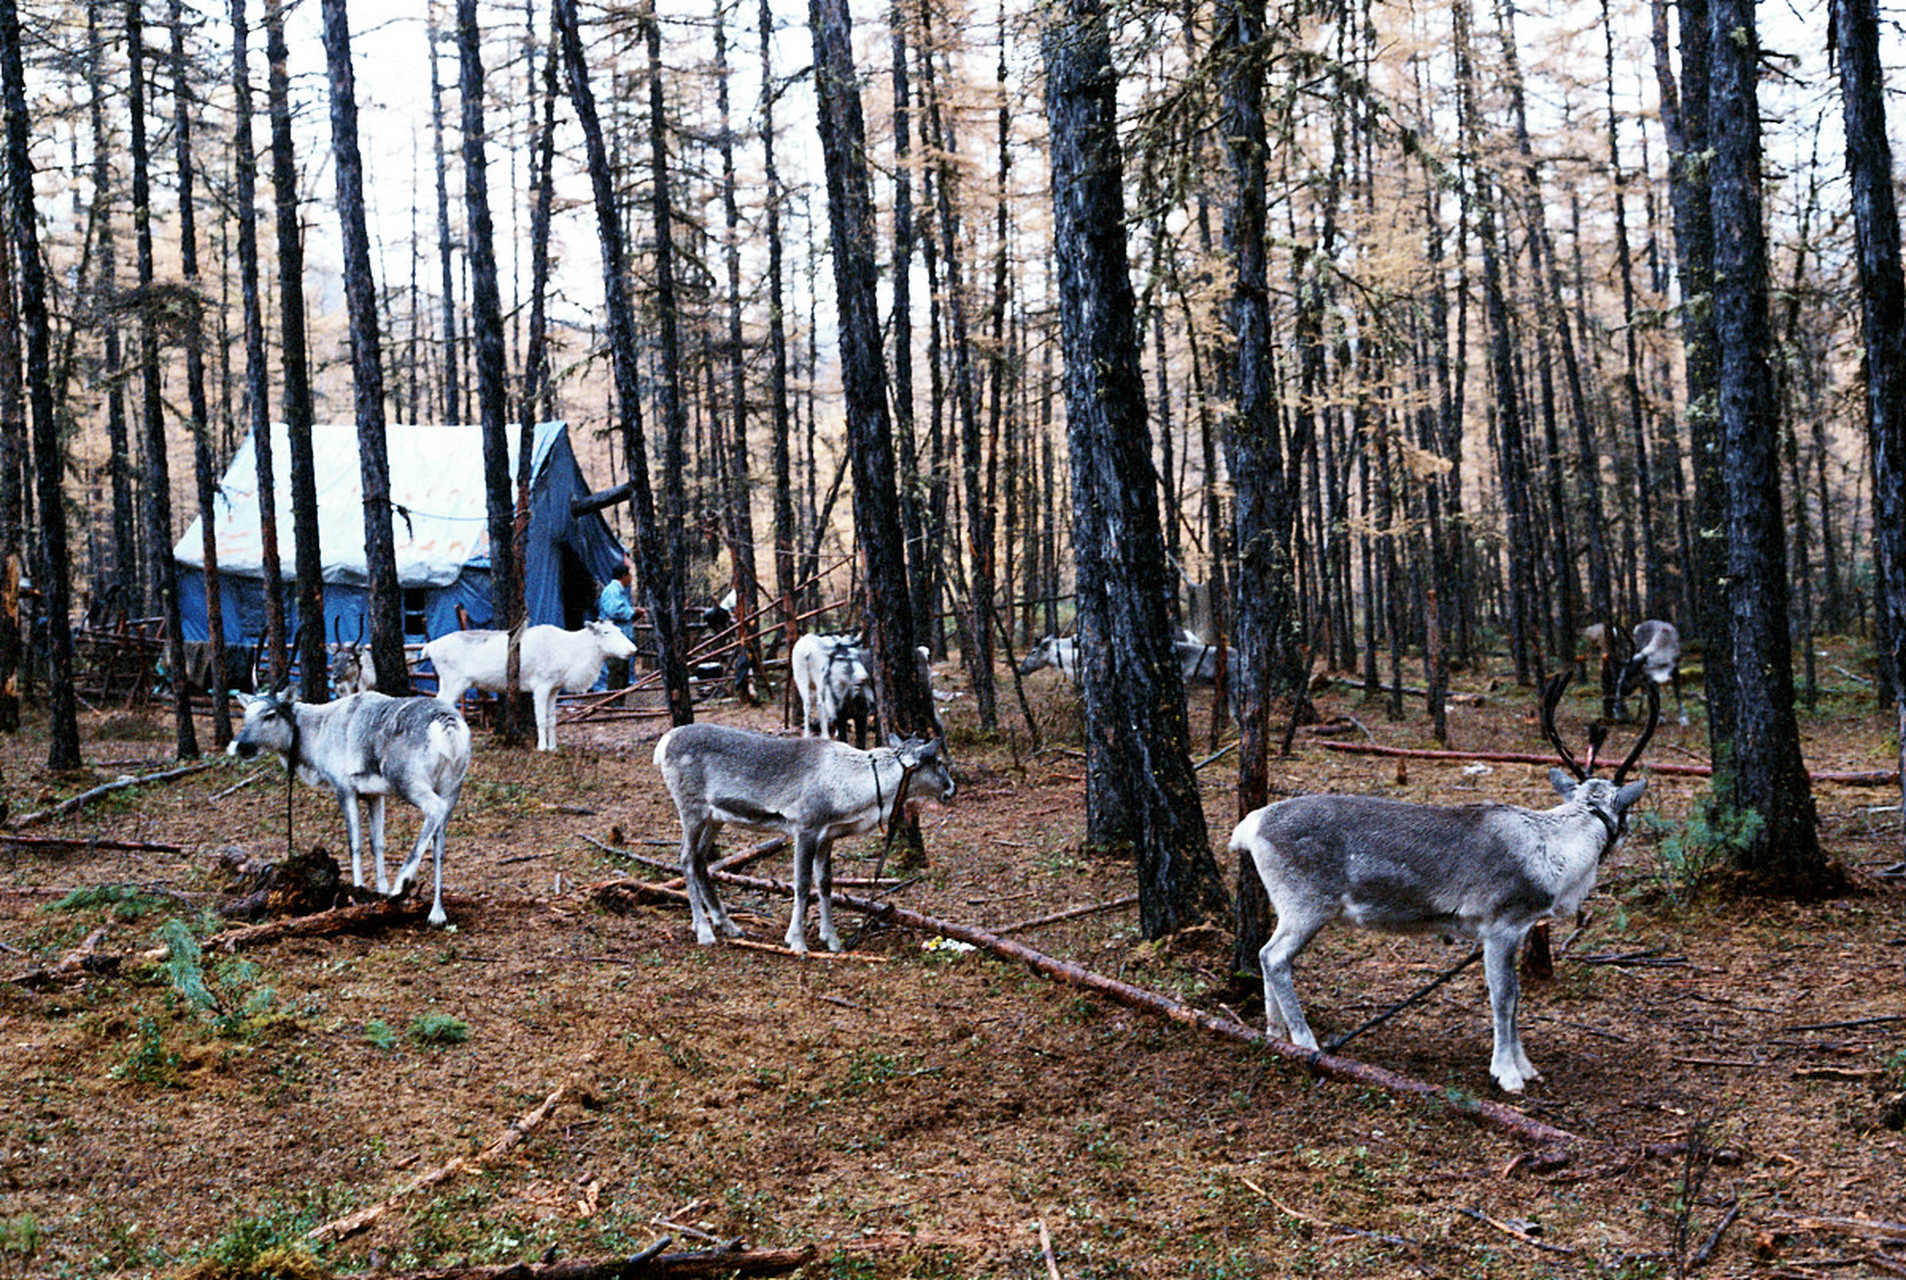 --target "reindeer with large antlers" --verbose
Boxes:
[1228,673,1659,1092]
